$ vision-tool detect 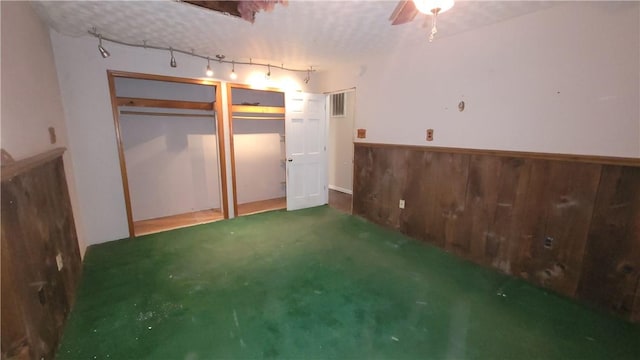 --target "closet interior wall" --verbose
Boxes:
[228,85,286,215]
[111,74,226,236]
